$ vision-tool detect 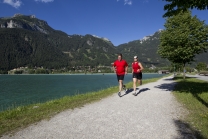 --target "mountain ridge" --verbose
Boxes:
[0,14,207,71]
